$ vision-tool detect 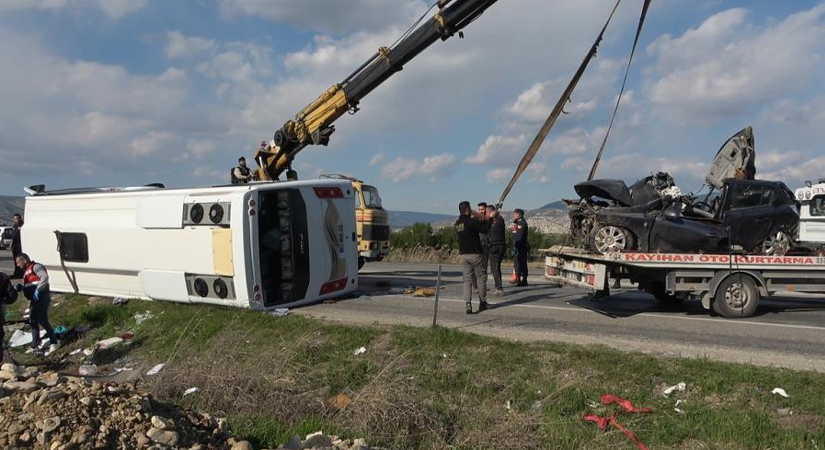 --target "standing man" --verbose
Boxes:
[15,254,58,353]
[485,204,506,295]
[231,157,254,184]
[510,208,529,287]
[476,202,489,289]
[11,213,23,278]
[455,201,491,314]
